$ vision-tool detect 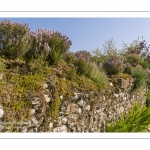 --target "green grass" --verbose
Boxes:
[106,103,150,132]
